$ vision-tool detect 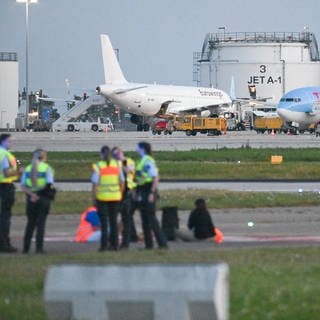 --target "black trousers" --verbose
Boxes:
[120,193,139,247]
[0,183,15,248]
[120,193,131,248]
[139,191,167,249]
[23,195,51,252]
[96,201,120,250]
[129,198,139,242]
